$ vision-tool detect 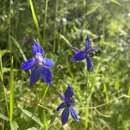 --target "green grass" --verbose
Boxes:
[9,56,14,122]
[0,0,130,130]
[28,0,41,43]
